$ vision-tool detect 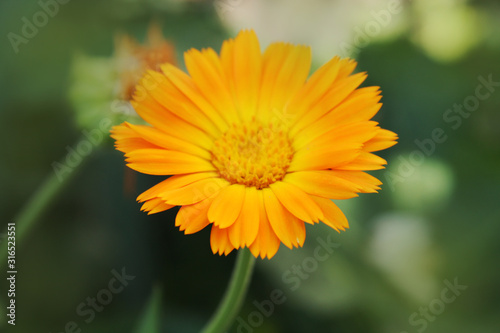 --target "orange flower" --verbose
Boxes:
[111,30,397,259]
[114,23,176,100]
